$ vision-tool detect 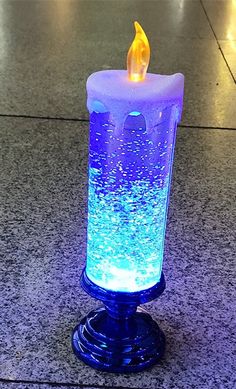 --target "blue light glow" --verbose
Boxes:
[129,111,141,116]
[86,107,177,292]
